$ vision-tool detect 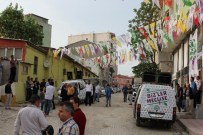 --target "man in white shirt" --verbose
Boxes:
[44,81,55,116]
[14,95,49,135]
[95,83,101,102]
[85,81,93,106]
